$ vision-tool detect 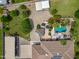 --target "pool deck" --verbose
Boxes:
[40,18,73,41]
